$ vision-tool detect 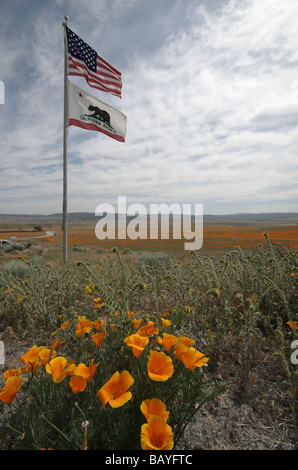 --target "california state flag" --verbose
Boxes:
[68,81,127,142]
